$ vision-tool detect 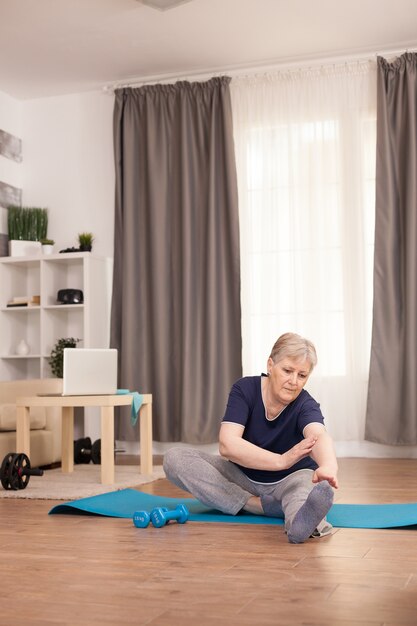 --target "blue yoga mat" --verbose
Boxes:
[49,489,417,529]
